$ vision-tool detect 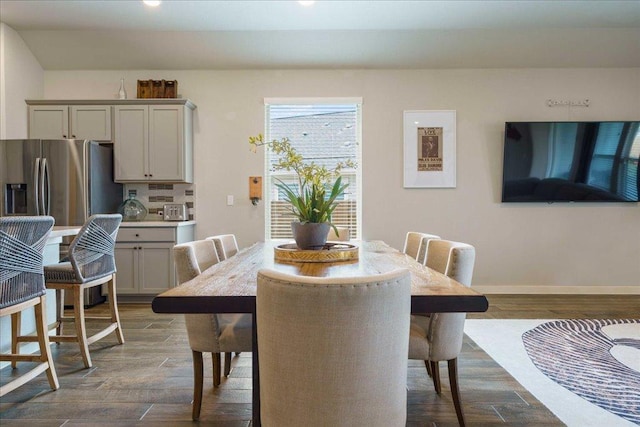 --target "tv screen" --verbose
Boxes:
[502,121,640,203]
